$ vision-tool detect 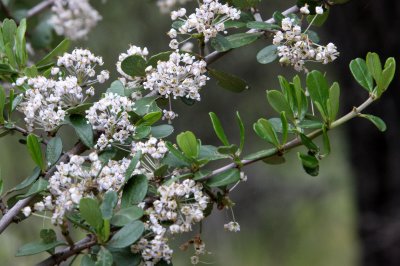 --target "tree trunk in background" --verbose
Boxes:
[327,1,400,265]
